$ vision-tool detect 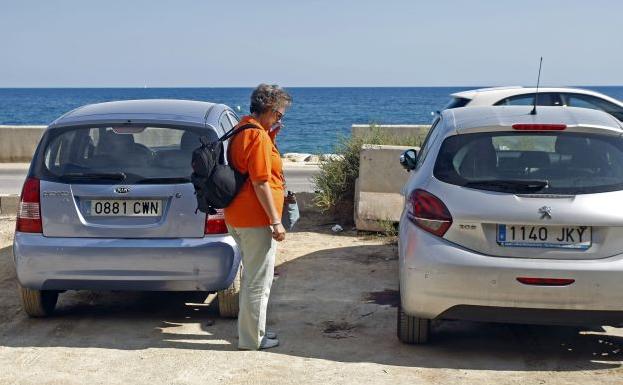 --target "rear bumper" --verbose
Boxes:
[13,233,240,291]
[399,218,623,325]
